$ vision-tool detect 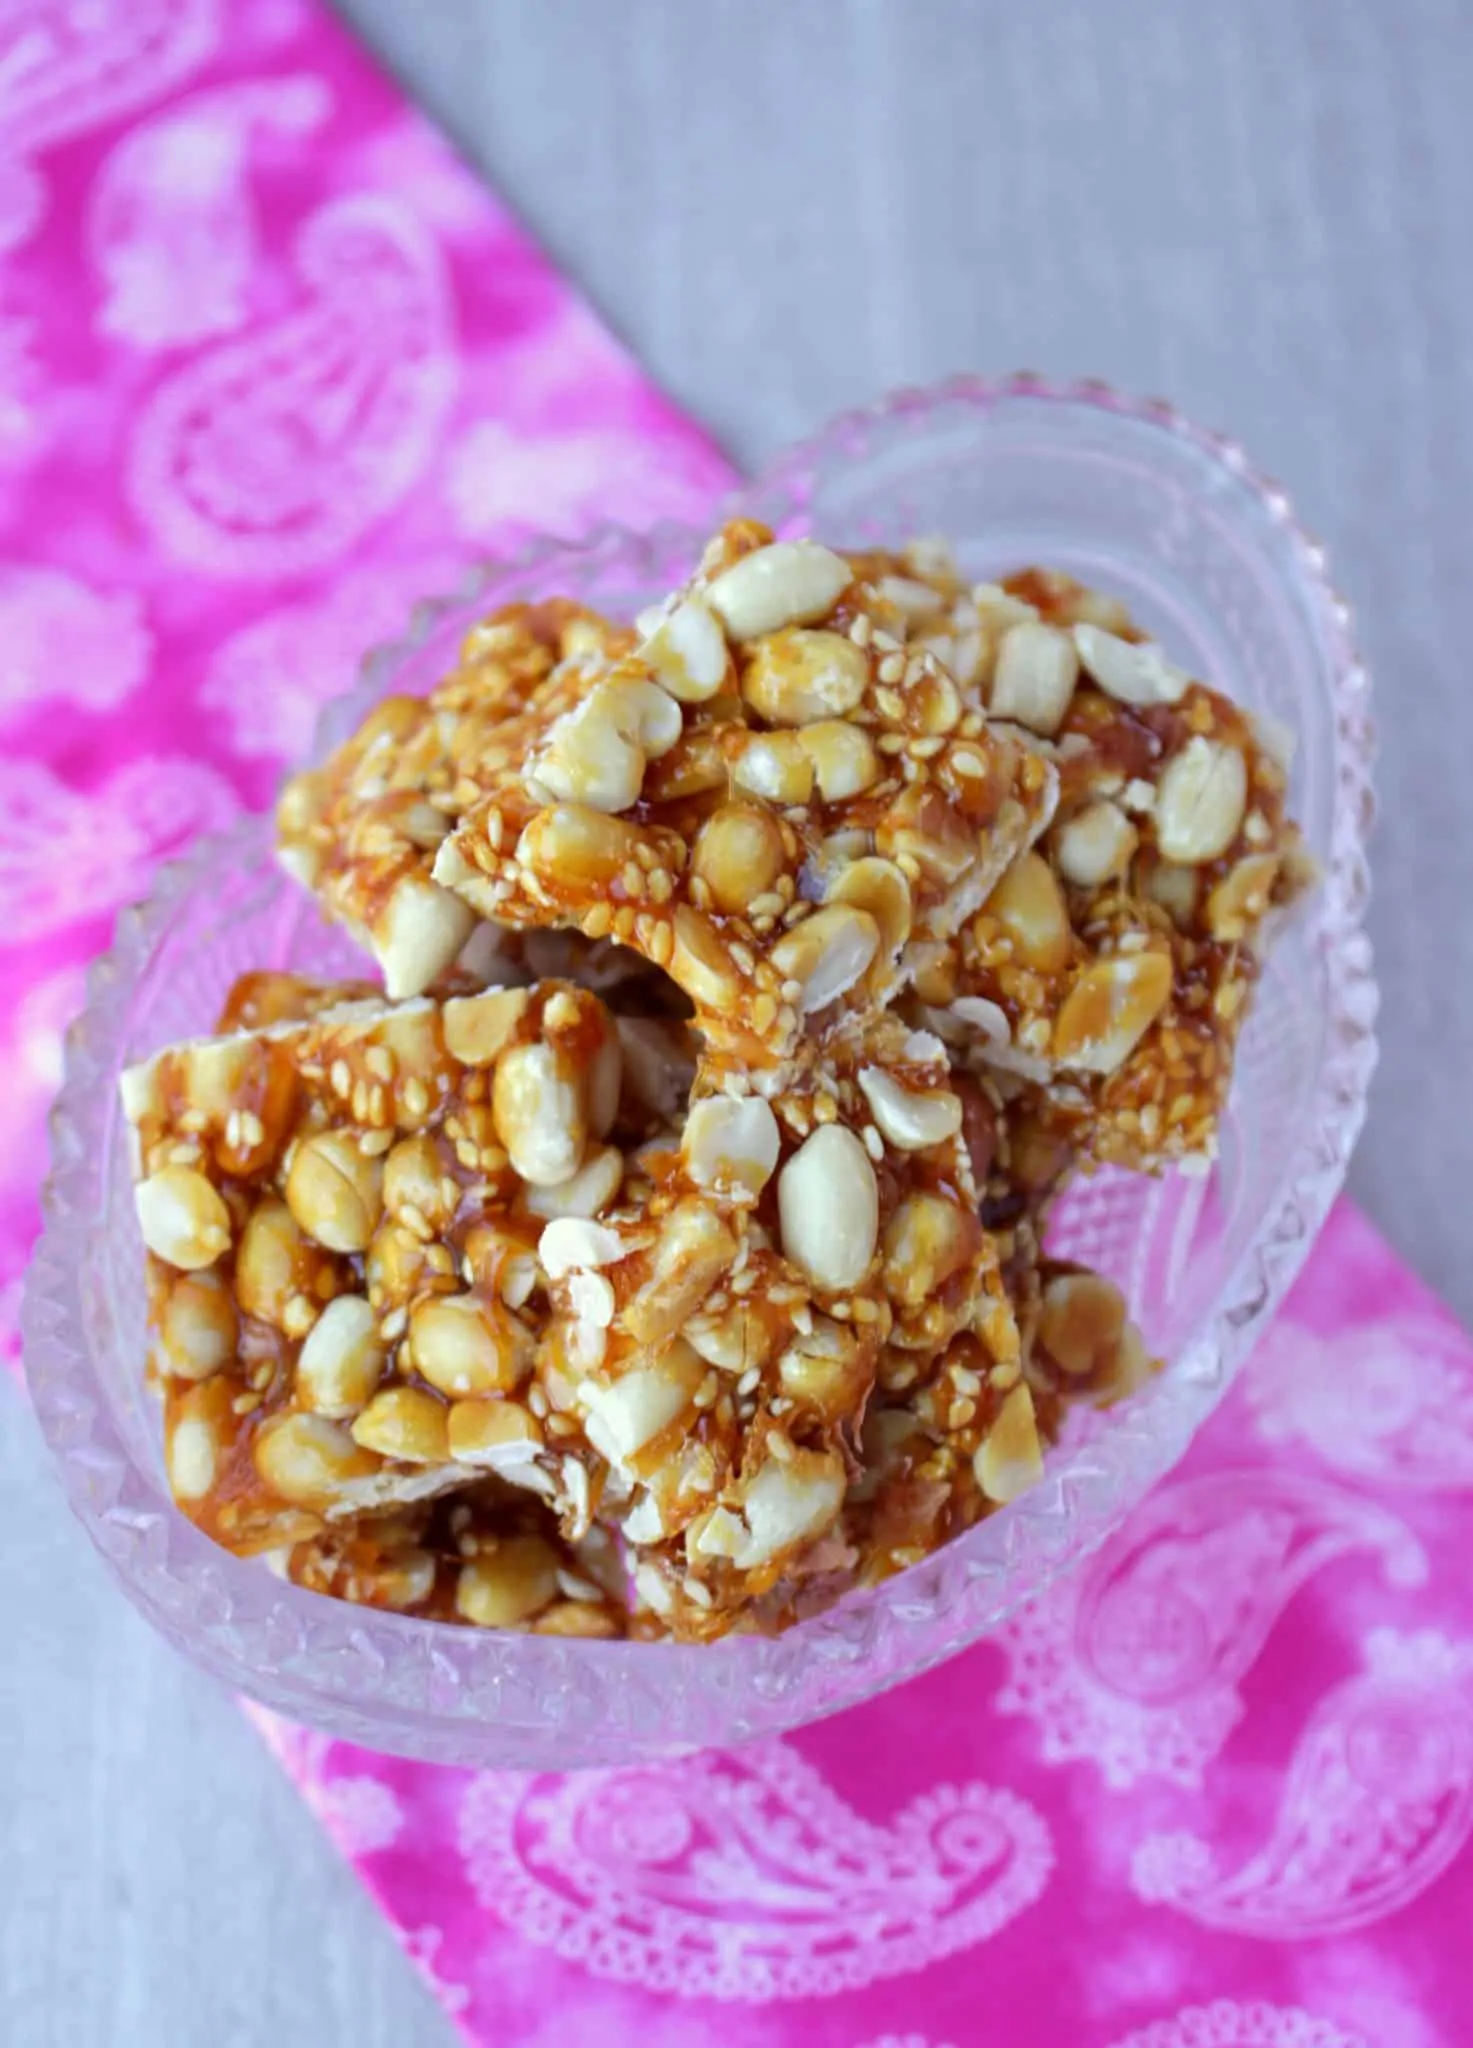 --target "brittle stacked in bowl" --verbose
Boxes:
[124,520,1309,1641]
